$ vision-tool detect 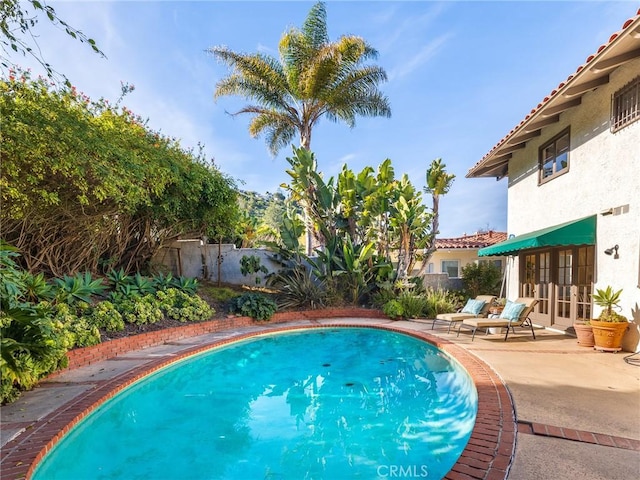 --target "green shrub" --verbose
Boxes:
[51,303,100,348]
[106,268,132,292]
[116,294,164,325]
[383,299,404,319]
[370,282,397,308]
[67,318,101,348]
[156,289,213,322]
[131,273,156,295]
[152,272,174,292]
[229,293,277,321]
[267,267,326,310]
[397,291,428,319]
[461,262,502,298]
[21,272,55,303]
[423,287,459,317]
[88,301,125,332]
